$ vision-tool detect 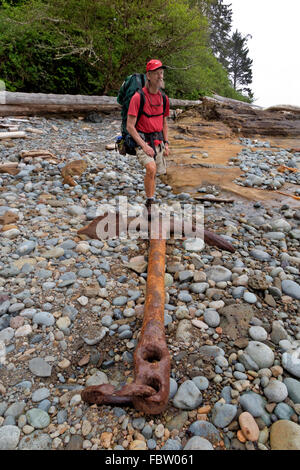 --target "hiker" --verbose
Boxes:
[126,59,170,210]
